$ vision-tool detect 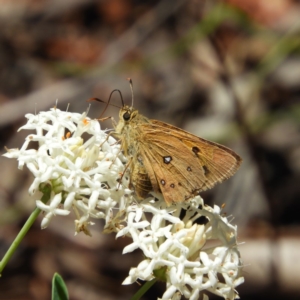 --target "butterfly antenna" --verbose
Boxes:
[127,78,134,108]
[88,89,123,117]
